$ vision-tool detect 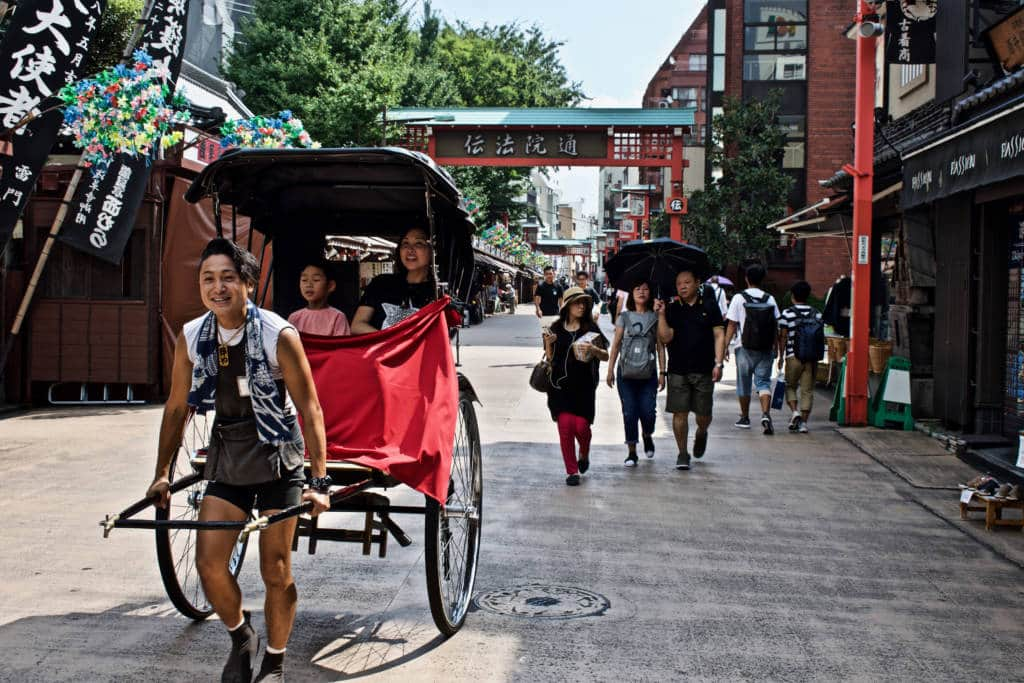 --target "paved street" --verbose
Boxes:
[2,307,1023,682]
